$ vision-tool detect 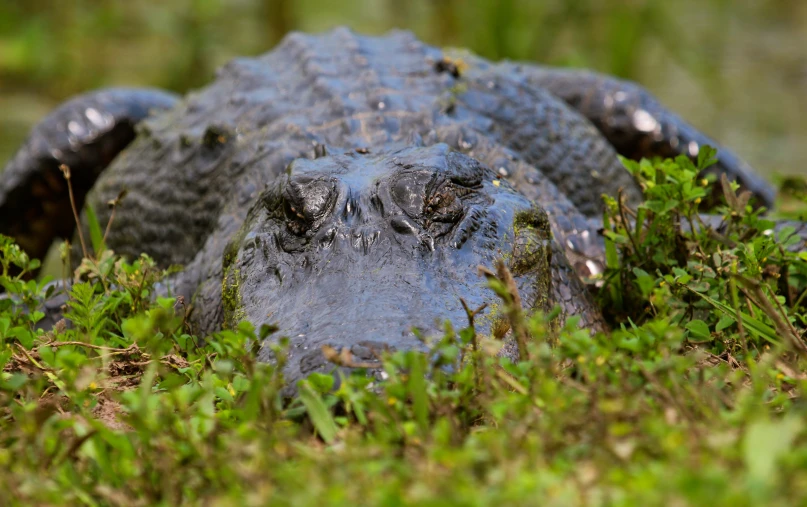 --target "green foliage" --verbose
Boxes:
[600,147,807,359]
[0,155,806,504]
